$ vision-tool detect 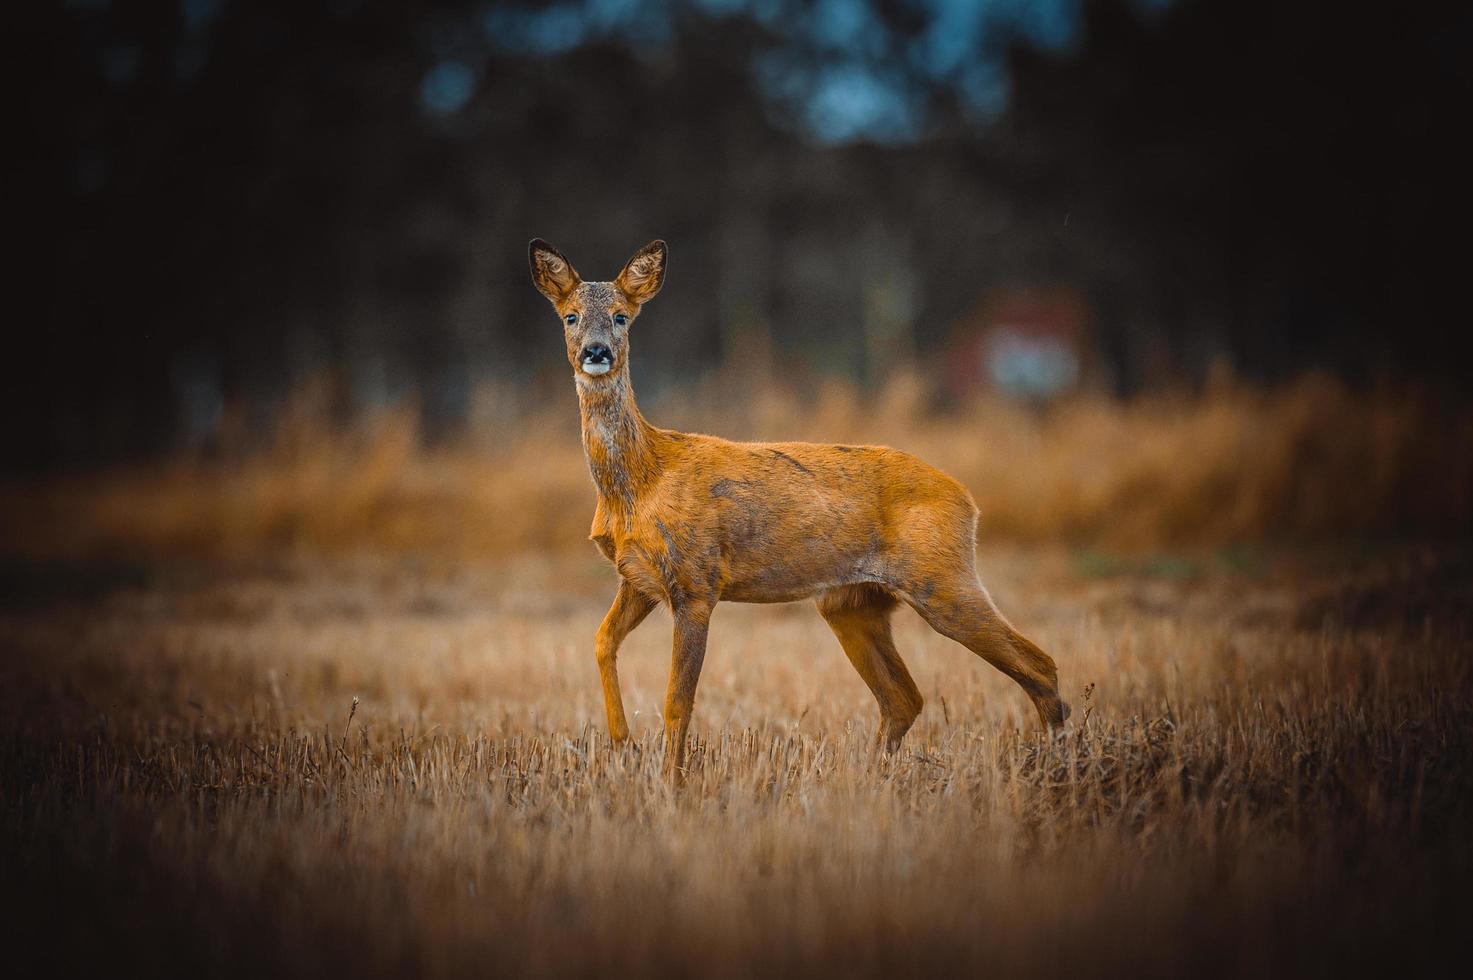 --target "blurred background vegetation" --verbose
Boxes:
[14,0,1473,551]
